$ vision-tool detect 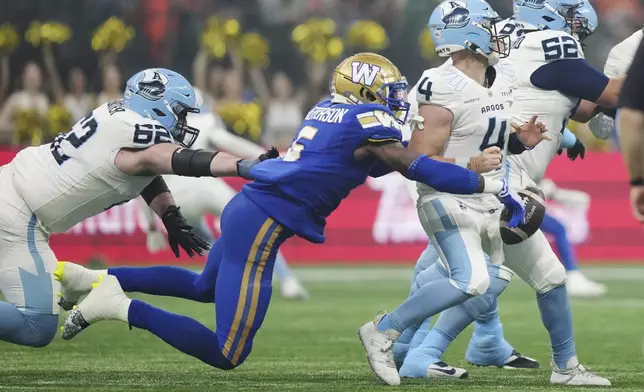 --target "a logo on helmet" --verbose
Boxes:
[439,1,471,29]
[520,0,547,10]
[351,61,381,87]
[137,70,169,101]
